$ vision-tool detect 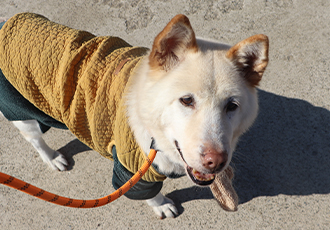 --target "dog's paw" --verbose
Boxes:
[151,198,178,219]
[146,192,178,219]
[44,151,68,171]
